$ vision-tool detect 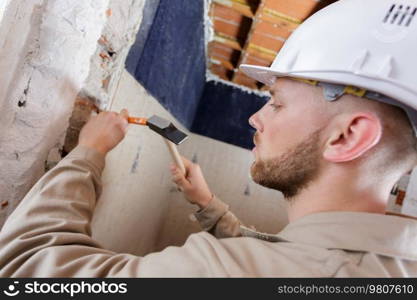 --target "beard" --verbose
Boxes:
[251,129,322,199]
